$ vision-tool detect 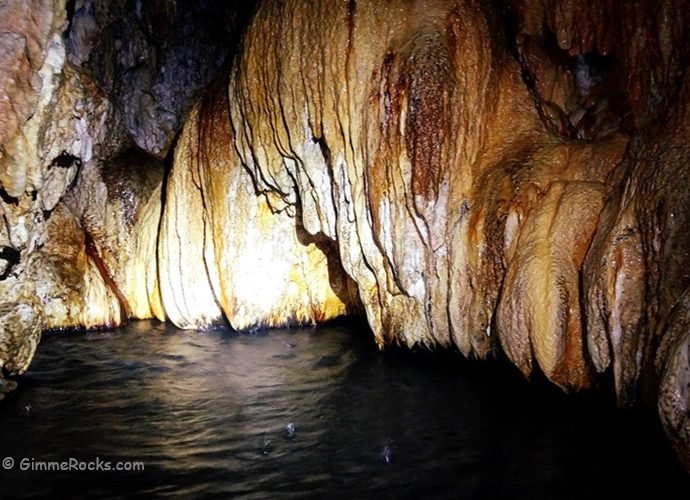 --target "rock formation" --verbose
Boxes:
[0,0,247,389]
[0,0,688,470]
[157,77,358,330]
[66,0,251,157]
[0,0,124,389]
